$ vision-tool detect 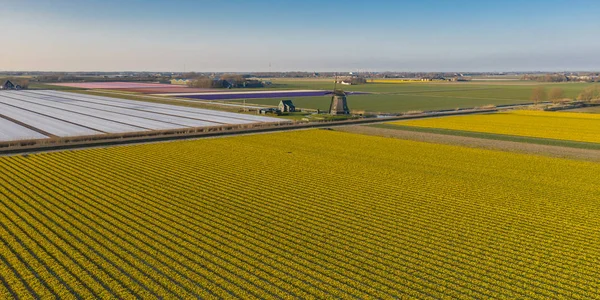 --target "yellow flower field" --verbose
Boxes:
[393,110,600,143]
[0,130,599,299]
